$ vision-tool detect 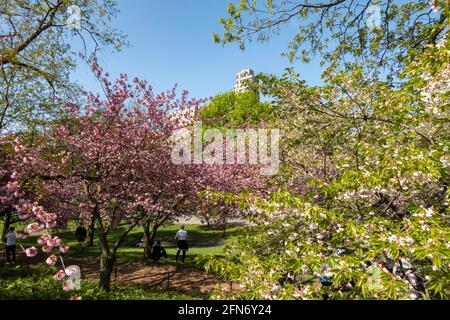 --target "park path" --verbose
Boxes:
[86,261,233,293]
[176,217,253,226]
[37,252,237,294]
[0,252,237,295]
[67,257,237,294]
